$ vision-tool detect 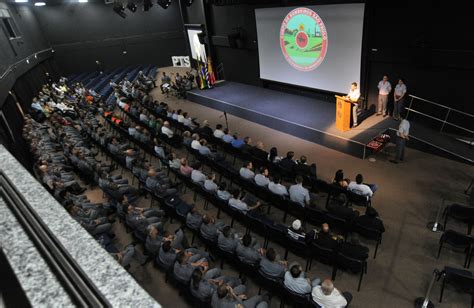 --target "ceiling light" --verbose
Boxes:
[113,2,126,18]
[15,0,29,3]
[143,0,153,11]
[26,59,30,64]
[157,0,171,9]
[127,1,137,12]
[122,50,128,55]
[51,49,55,53]
[34,54,38,58]
[78,0,88,3]
[34,2,46,6]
